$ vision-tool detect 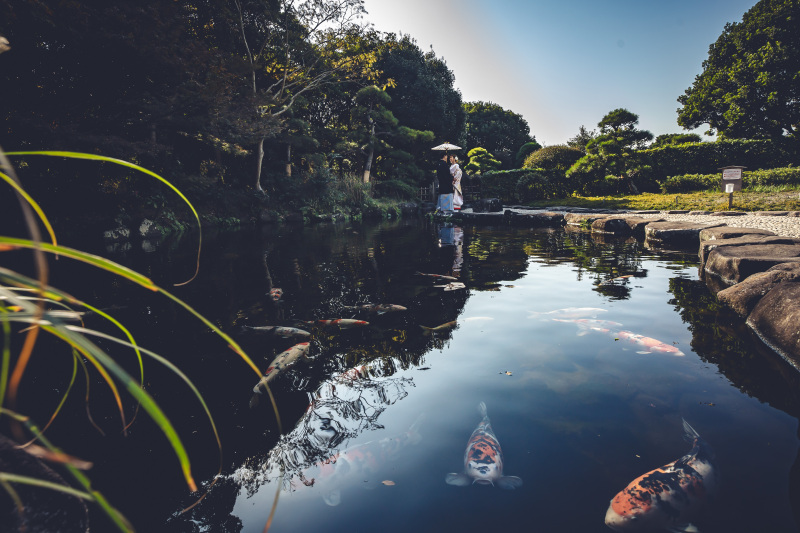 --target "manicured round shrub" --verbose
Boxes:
[523,145,584,172]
